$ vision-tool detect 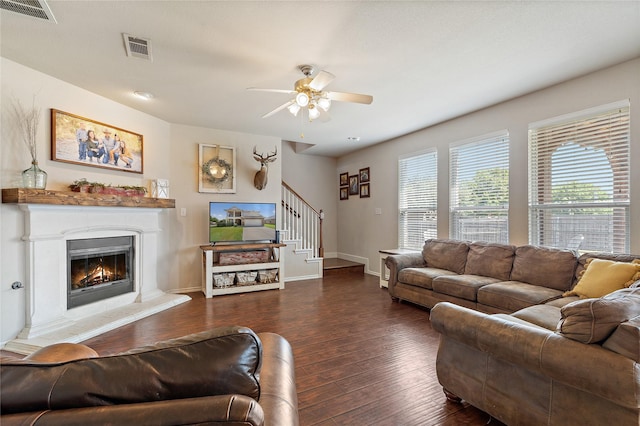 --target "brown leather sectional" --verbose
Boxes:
[388,238,640,425]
